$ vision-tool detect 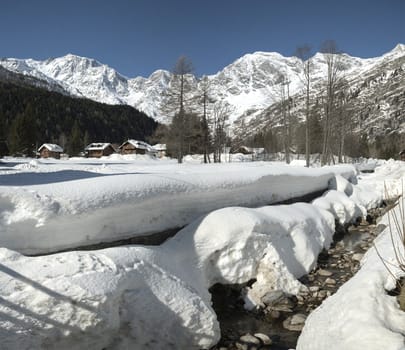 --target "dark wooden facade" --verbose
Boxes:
[37,144,63,159]
[39,148,61,159]
[85,143,116,158]
[119,140,154,155]
[120,142,146,155]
